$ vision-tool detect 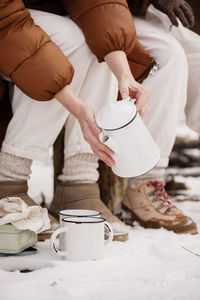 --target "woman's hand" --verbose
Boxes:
[76,103,115,167]
[55,85,115,167]
[104,50,150,117]
[118,76,150,117]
